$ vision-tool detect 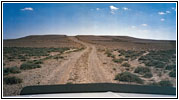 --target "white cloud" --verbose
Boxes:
[109,5,119,14]
[160,18,165,21]
[21,7,33,11]
[172,7,176,10]
[109,5,119,10]
[122,7,129,11]
[166,11,171,14]
[172,7,175,9]
[96,8,100,11]
[141,24,148,26]
[158,12,165,15]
